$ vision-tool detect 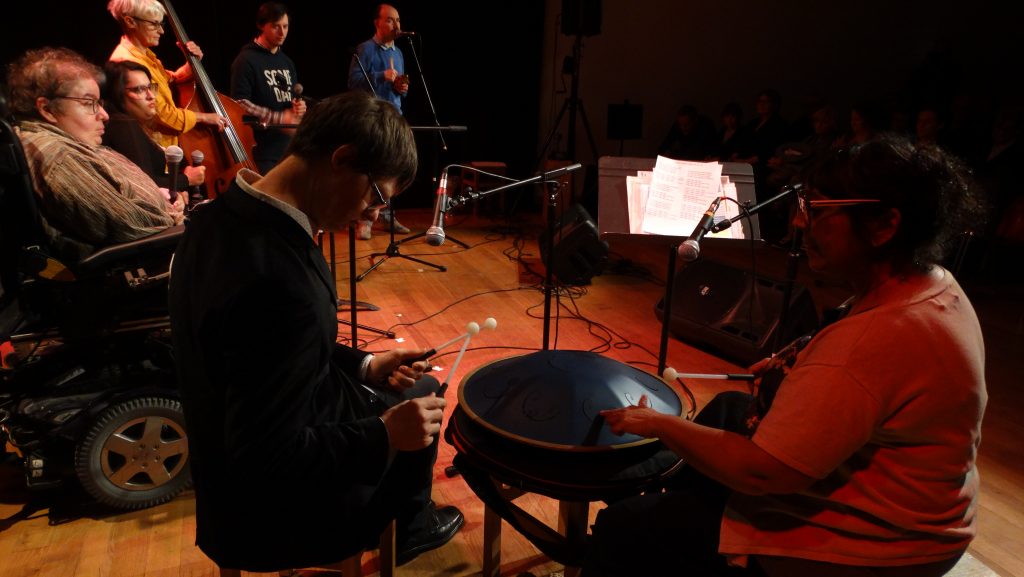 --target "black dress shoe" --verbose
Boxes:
[396,504,465,566]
